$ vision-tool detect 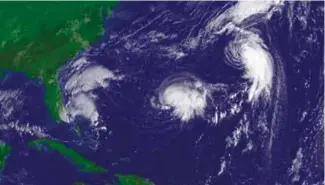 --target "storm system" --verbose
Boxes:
[0,1,323,185]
